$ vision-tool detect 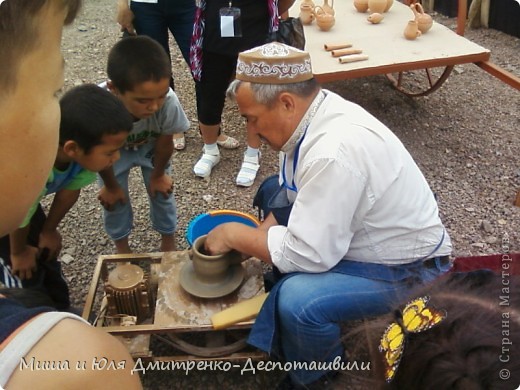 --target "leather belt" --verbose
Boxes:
[423,255,450,269]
